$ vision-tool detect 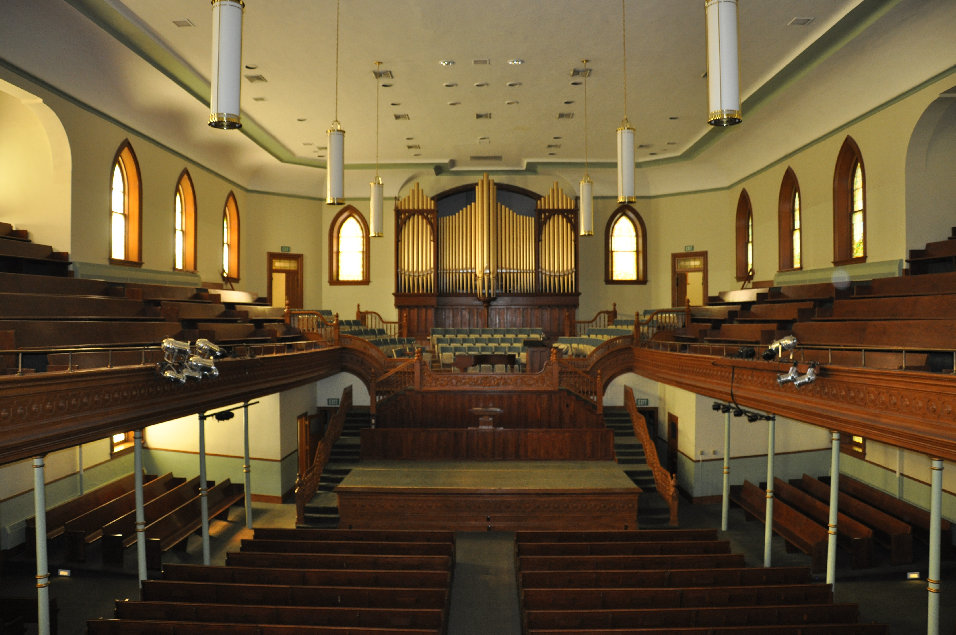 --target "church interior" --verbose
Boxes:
[1,0,956,632]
